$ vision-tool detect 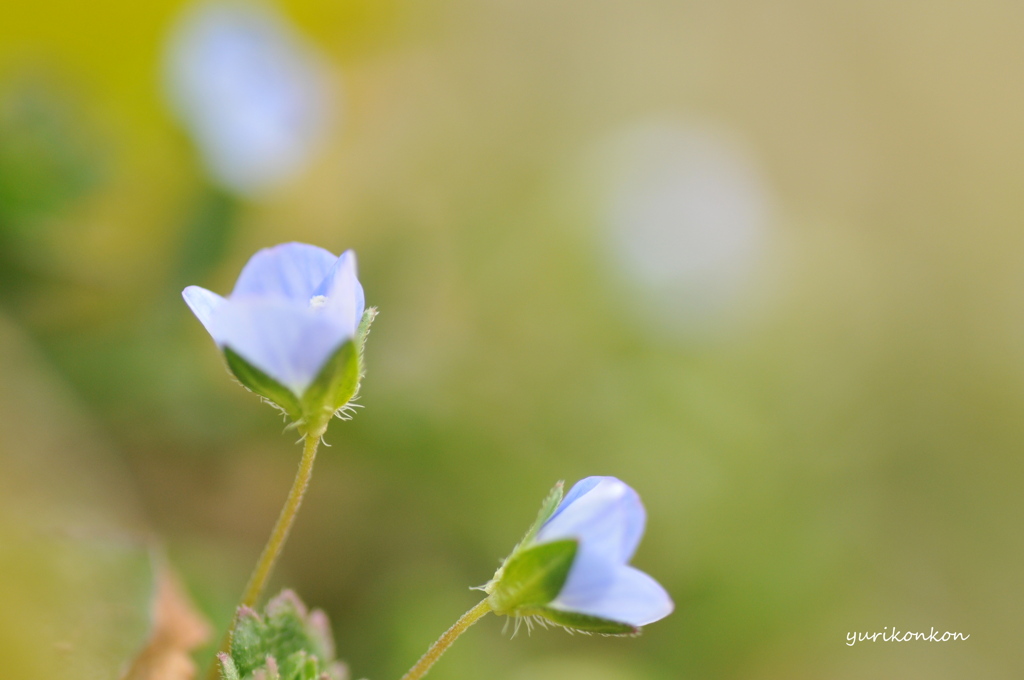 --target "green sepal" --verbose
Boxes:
[299,339,358,425]
[488,539,577,614]
[224,346,302,420]
[483,481,564,596]
[516,481,563,550]
[222,307,377,434]
[355,306,377,350]
[521,608,640,636]
[299,308,376,431]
